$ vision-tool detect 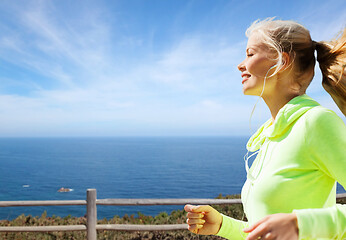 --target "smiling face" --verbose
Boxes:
[238,33,278,96]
